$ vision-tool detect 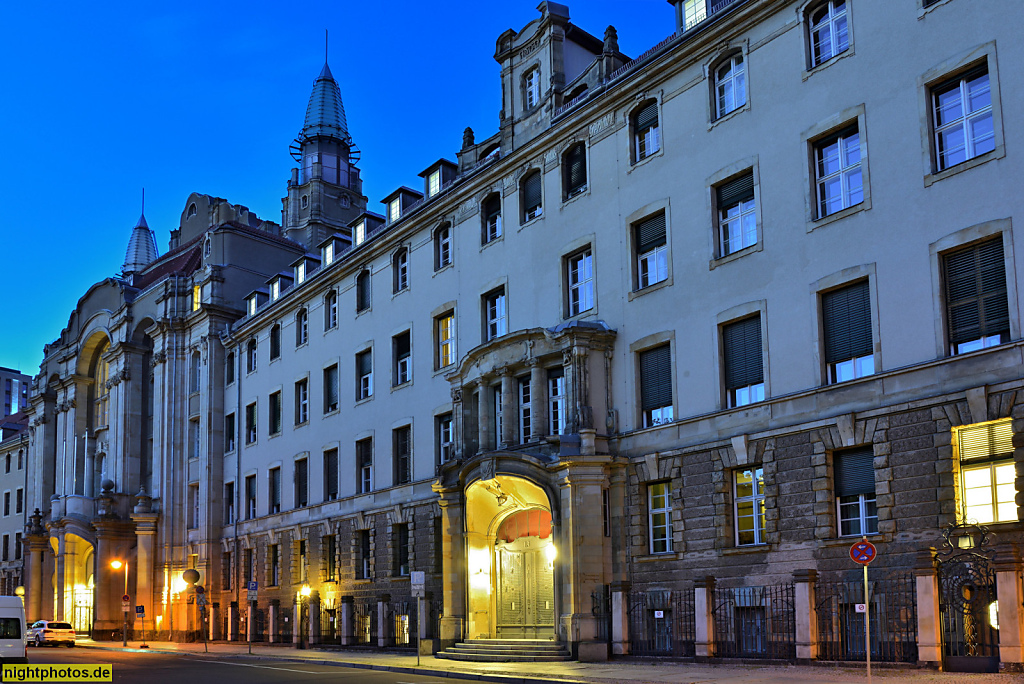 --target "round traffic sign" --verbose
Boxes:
[122,594,131,602]
[196,585,205,594]
[850,540,877,565]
